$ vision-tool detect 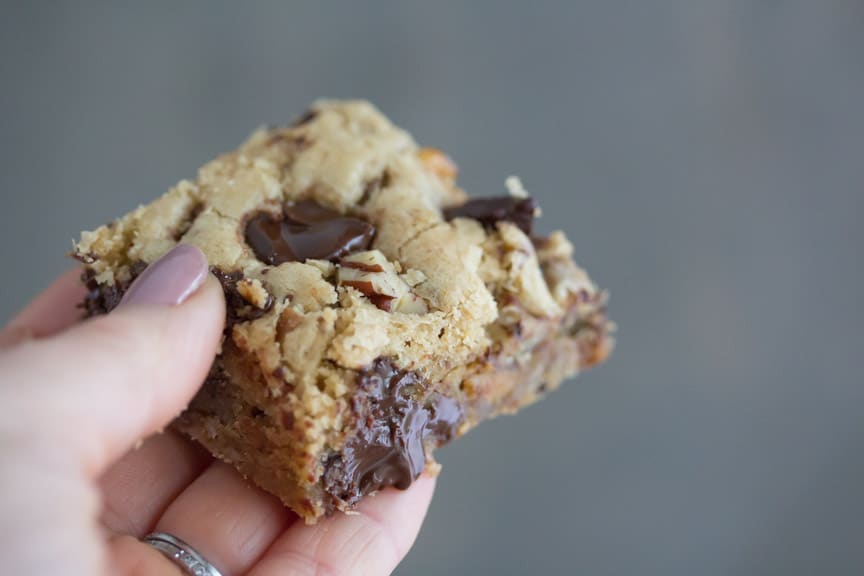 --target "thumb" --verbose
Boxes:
[0,244,225,477]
